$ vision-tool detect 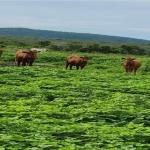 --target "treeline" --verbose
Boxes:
[73,43,146,55]
[0,36,149,55]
